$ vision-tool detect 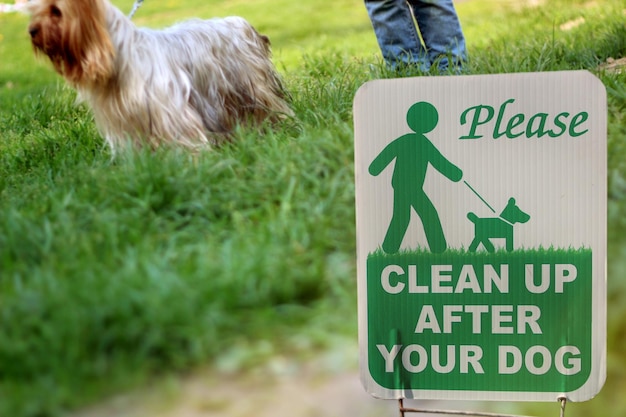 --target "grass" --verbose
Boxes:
[0,0,626,416]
